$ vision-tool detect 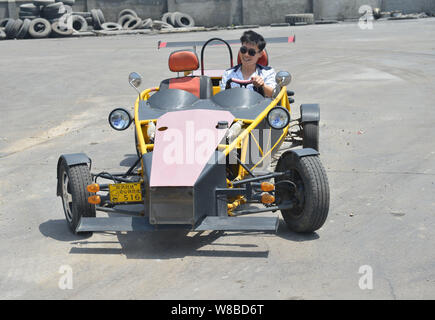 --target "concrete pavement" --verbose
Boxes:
[0,18,434,299]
